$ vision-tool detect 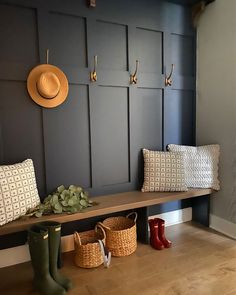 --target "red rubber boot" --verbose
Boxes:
[155,218,172,248]
[148,219,164,250]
